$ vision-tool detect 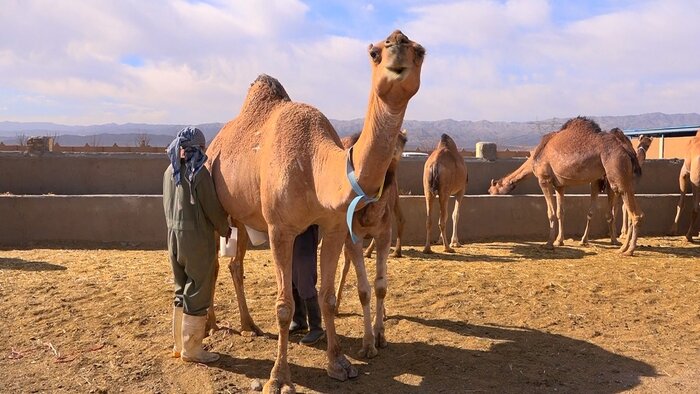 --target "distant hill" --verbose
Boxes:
[2,112,699,150]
